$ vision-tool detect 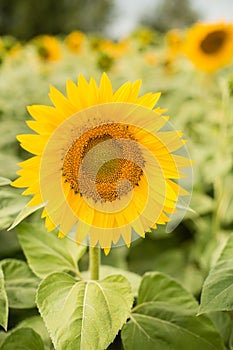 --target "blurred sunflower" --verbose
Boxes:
[144,51,158,66]
[36,35,61,61]
[100,39,130,59]
[89,36,104,51]
[12,73,192,253]
[97,52,114,71]
[65,31,85,54]
[166,29,183,58]
[184,22,233,72]
[133,27,157,48]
